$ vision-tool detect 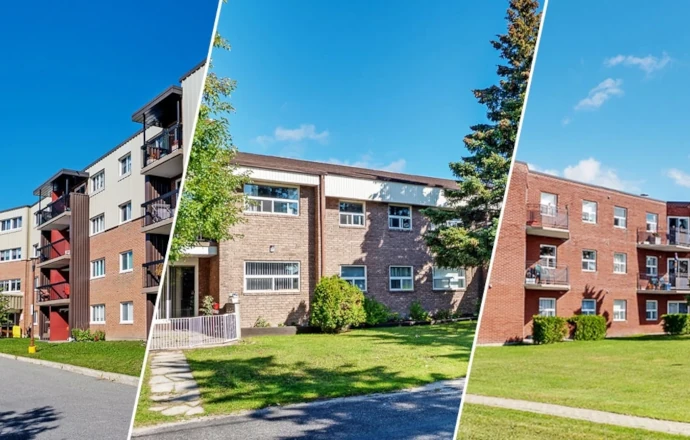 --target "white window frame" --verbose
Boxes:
[338,200,365,227]
[538,298,556,317]
[0,248,22,262]
[540,193,558,216]
[432,267,466,291]
[581,299,596,316]
[91,258,106,279]
[646,256,658,276]
[668,301,688,315]
[646,213,658,233]
[539,245,557,268]
[91,170,105,193]
[340,265,367,291]
[120,302,134,324]
[646,300,658,321]
[582,249,597,272]
[613,299,627,321]
[120,201,132,224]
[244,183,300,216]
[0,279,21,292]
[613,253,627,274]
[389,266,414,291]
[90,304,106,324]
[388,205,412,231]
[91,214,105,235]
[613,206,627,229]
[0,216,22,233]
[119,154,132,177]
[120,250,133,273]
[582,200,597,224]
[244,261,300,293]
